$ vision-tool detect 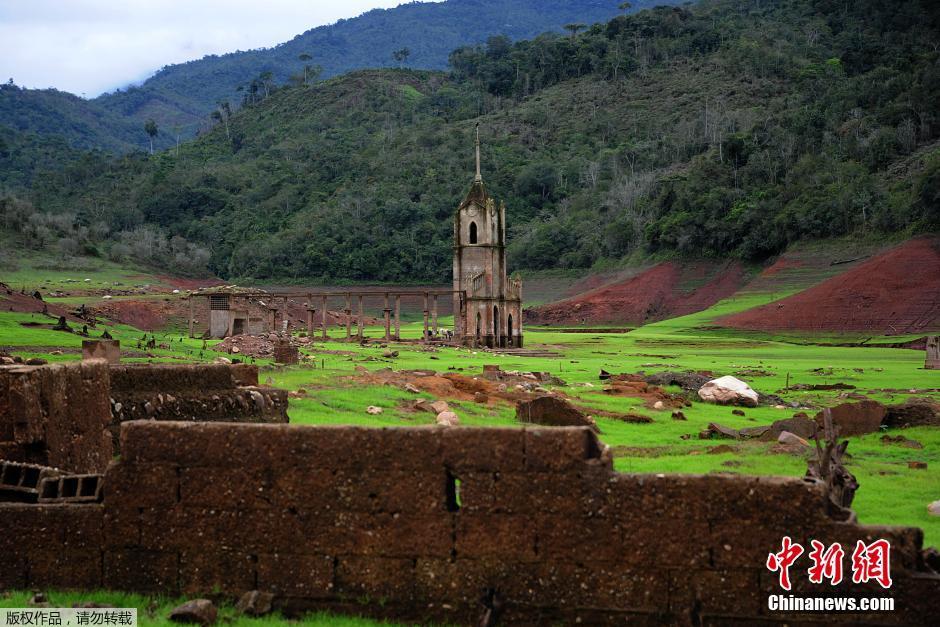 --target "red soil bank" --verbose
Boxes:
[524,261,745,326]
[719,237,940,334]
